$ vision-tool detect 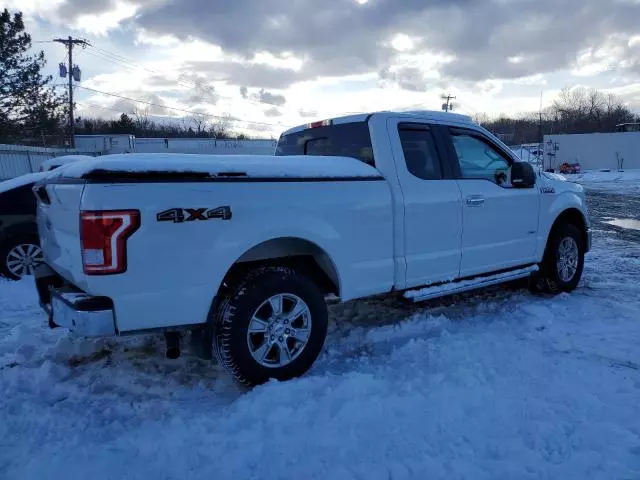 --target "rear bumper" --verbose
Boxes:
[35,264,117,337]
